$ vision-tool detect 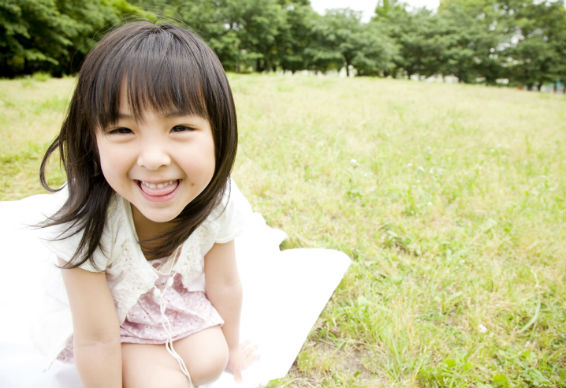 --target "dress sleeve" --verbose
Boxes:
[213,179,253,244]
